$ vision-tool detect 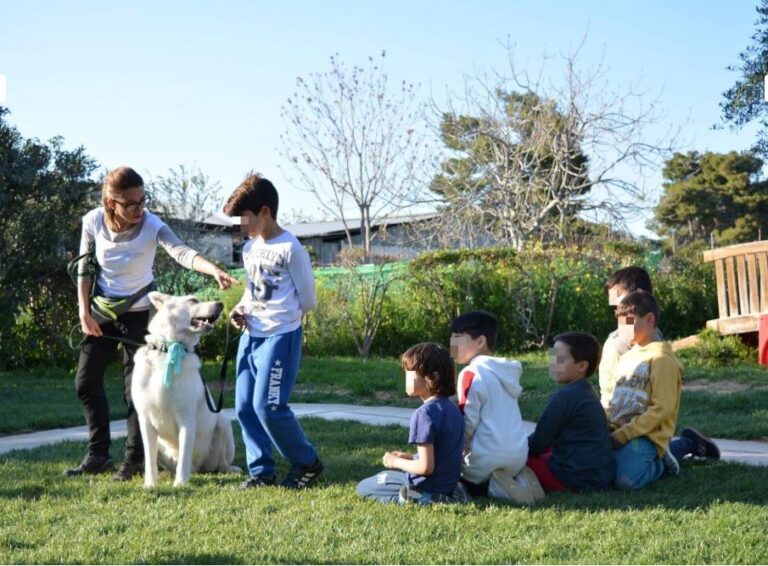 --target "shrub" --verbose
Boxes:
[654,244,718,339]
[678,328,756,367]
